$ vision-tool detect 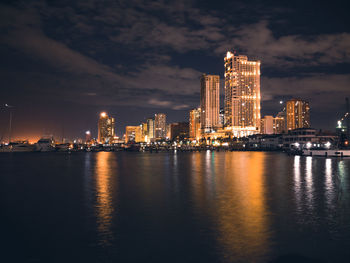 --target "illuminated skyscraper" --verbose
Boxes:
[189,108,201,140]
[154,113,166,139]
[98,112,115,144]
[147,118,154,141]
[200,74,220,133]
[224,51,261,137]
[286,99,310,130]
[141,122,148,142]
